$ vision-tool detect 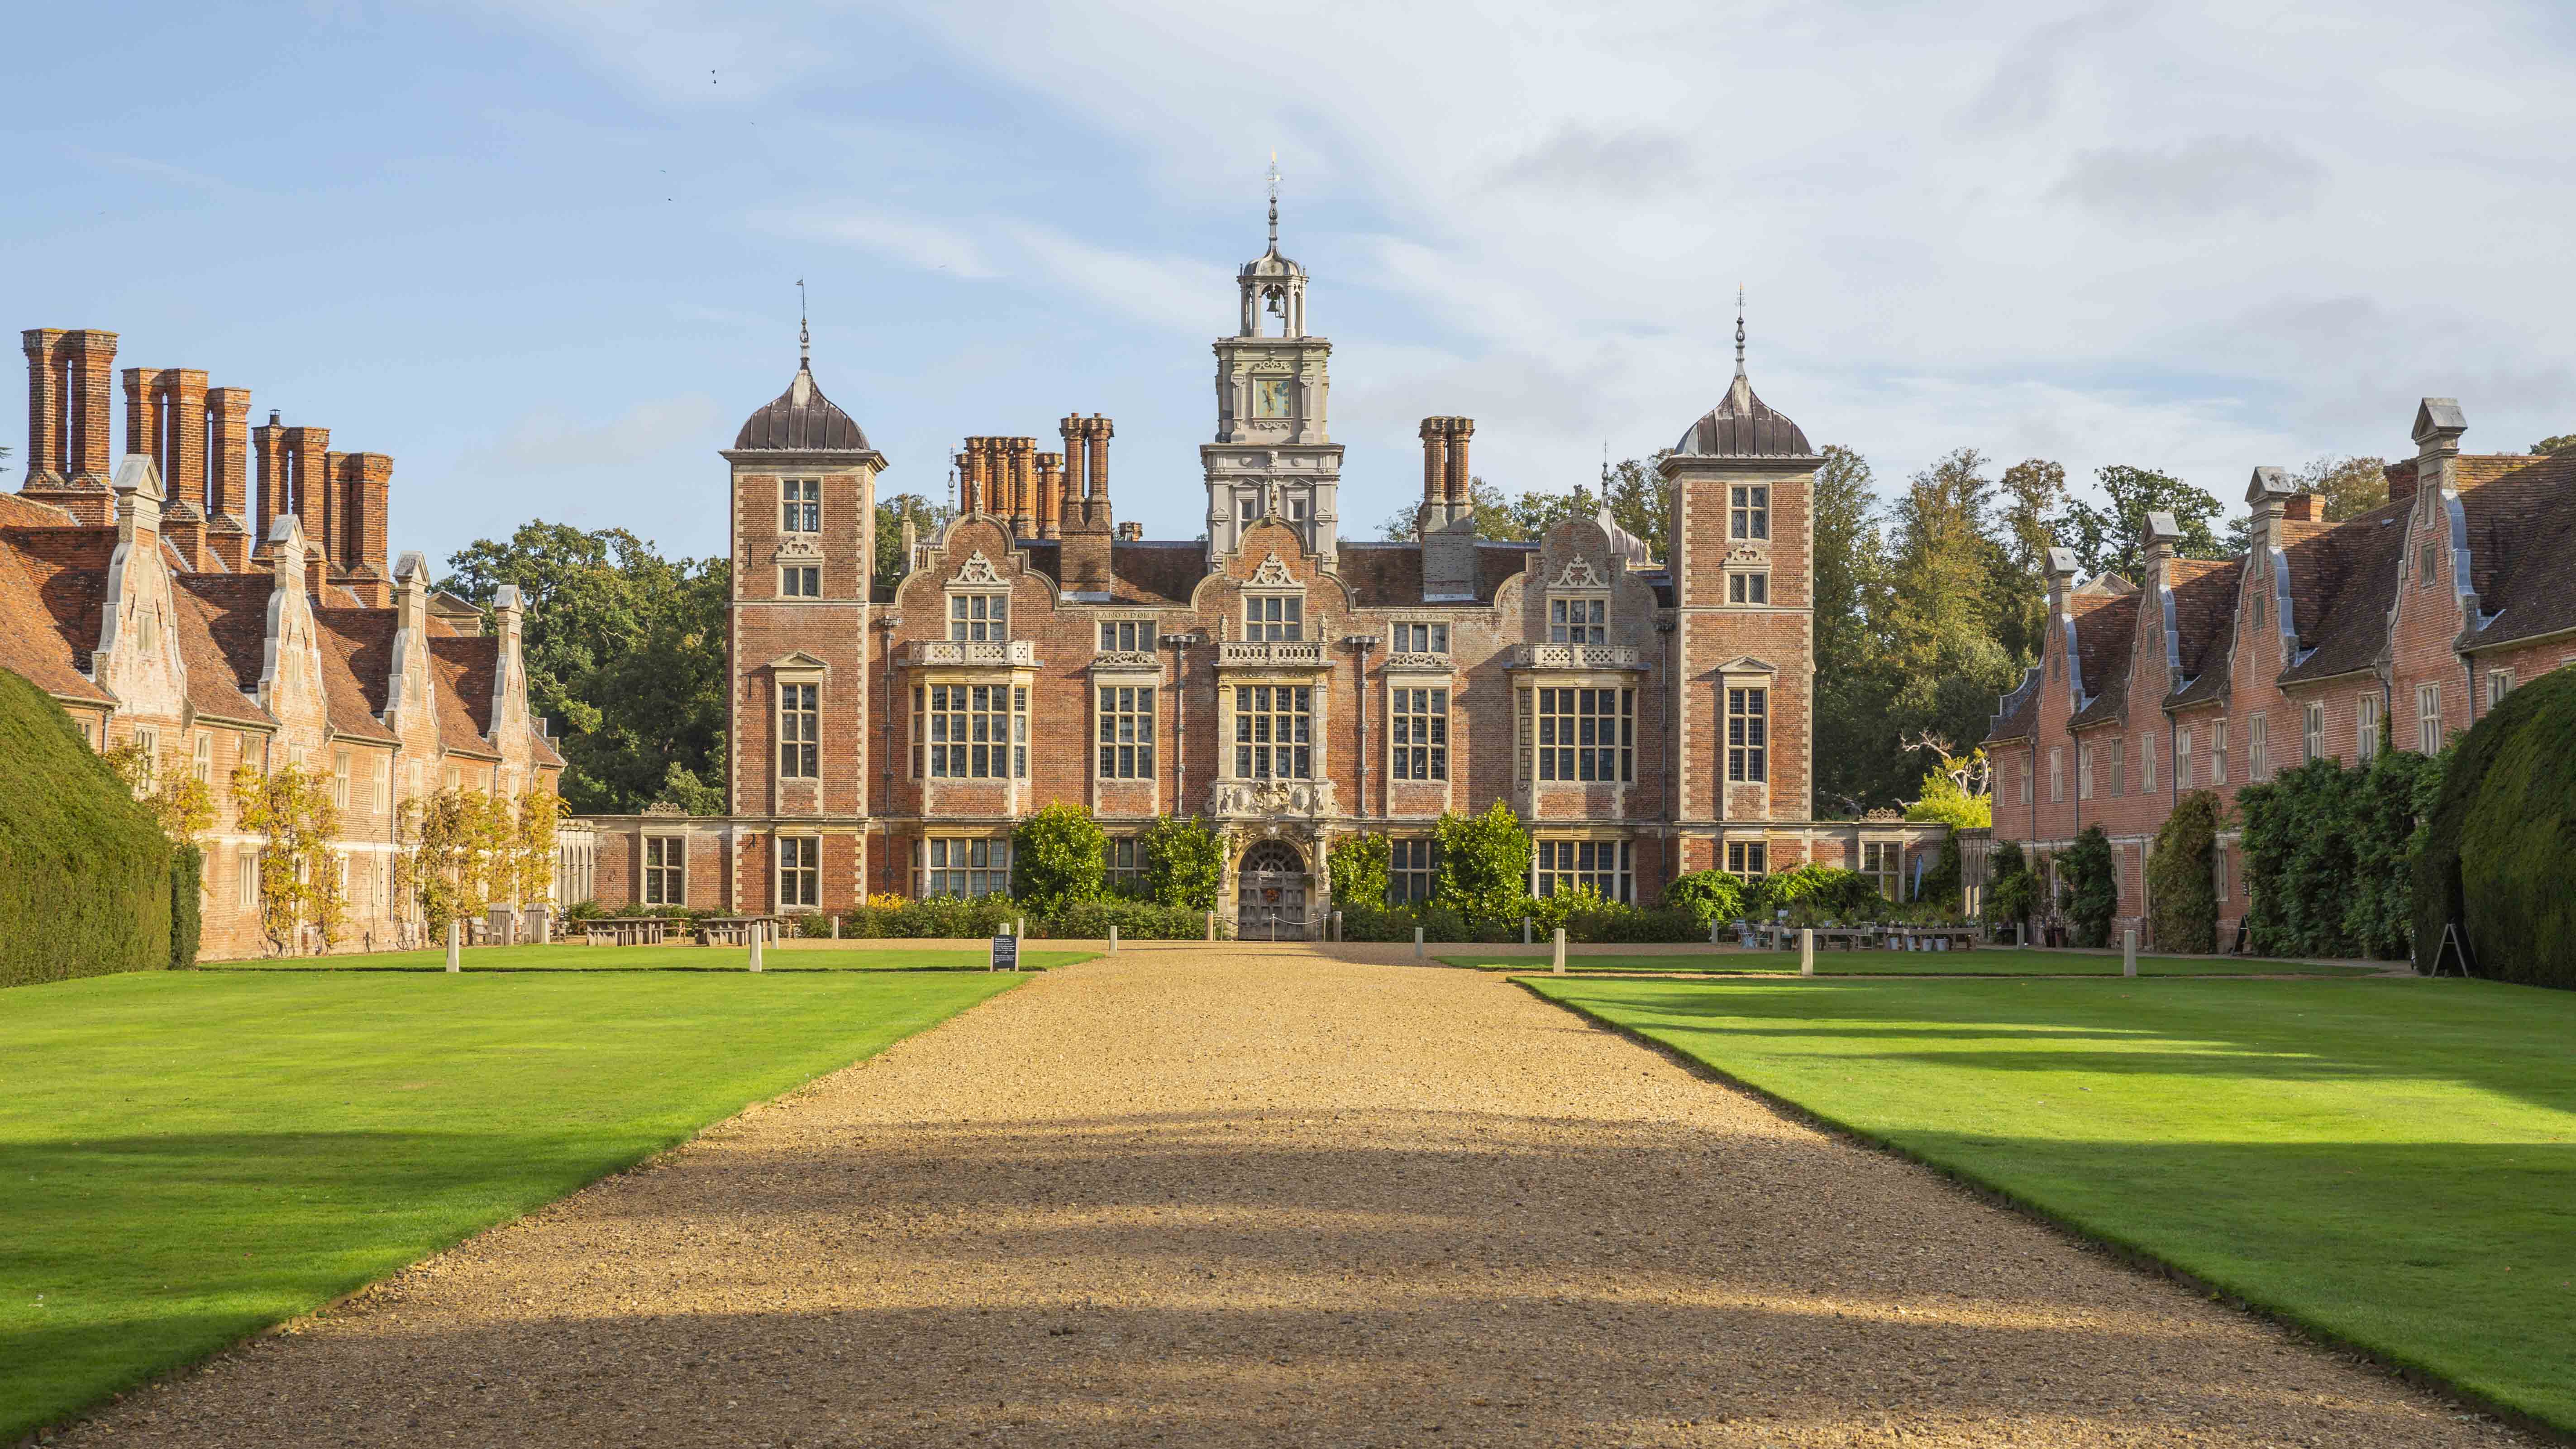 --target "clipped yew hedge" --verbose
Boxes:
[2146,789,2221,953]
[2060,824,2118,947]
[0,668,174,987]
[2414,666,2576,986]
